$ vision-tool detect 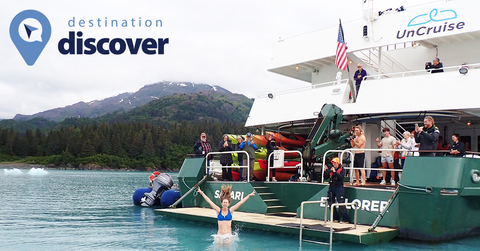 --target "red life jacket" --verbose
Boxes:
[329,165,343,176]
